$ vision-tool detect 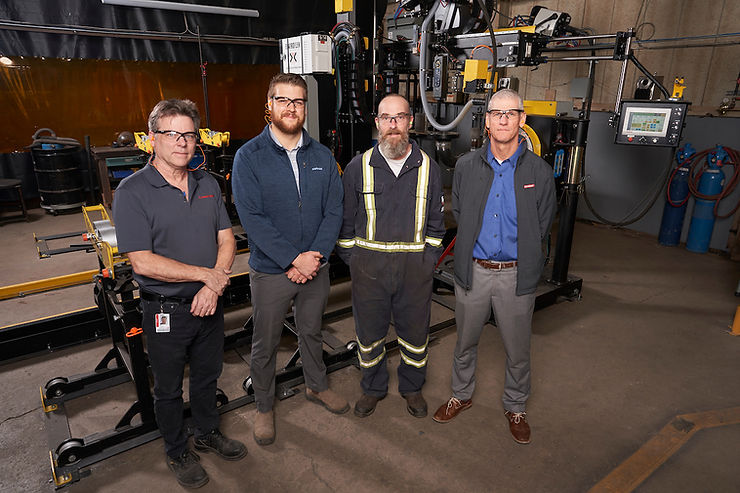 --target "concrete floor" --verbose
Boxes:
[1,207,739,492]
